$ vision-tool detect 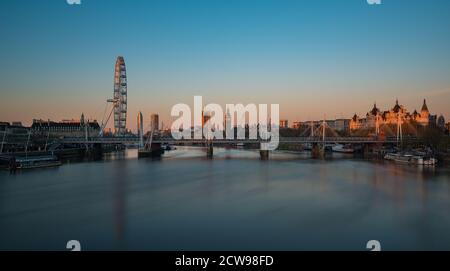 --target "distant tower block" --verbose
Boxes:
[137,112,144,149]
[113,56,128,135]
[151,114,159,132]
